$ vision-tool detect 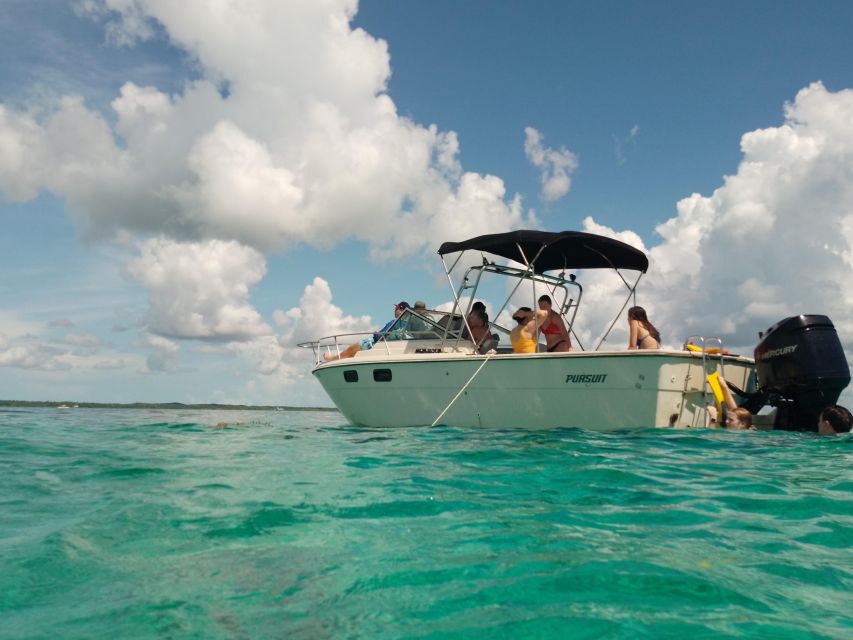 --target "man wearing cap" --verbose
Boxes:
[324,301,411,362]
[374,301,411,342]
